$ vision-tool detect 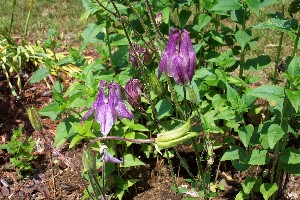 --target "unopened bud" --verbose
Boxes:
[26,107,42,131]
[188,87,197,104]
[155,11,162,24]
[125,78,141,109]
